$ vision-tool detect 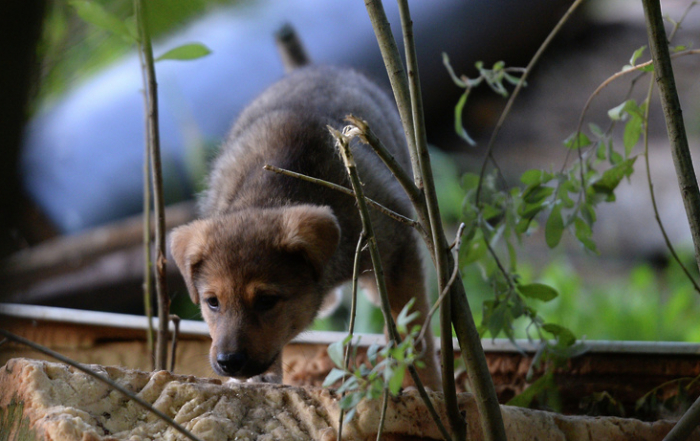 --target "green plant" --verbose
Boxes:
[323,300,424,424]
